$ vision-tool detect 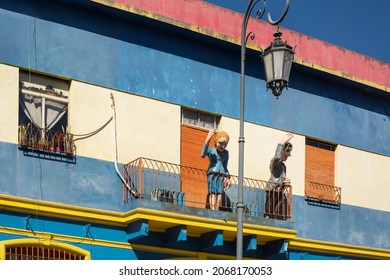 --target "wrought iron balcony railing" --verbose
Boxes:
[18,124,75,156]
[123,157,293,220]
[305,181,341,204]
